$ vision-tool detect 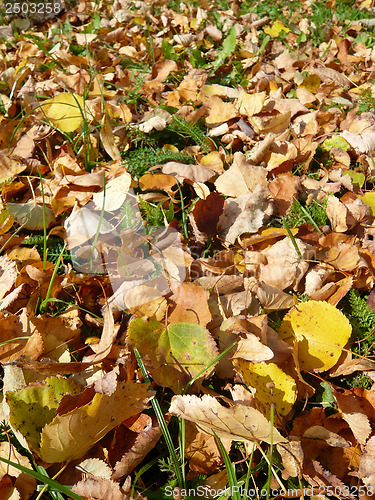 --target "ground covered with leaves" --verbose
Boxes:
[2,0,375,498]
